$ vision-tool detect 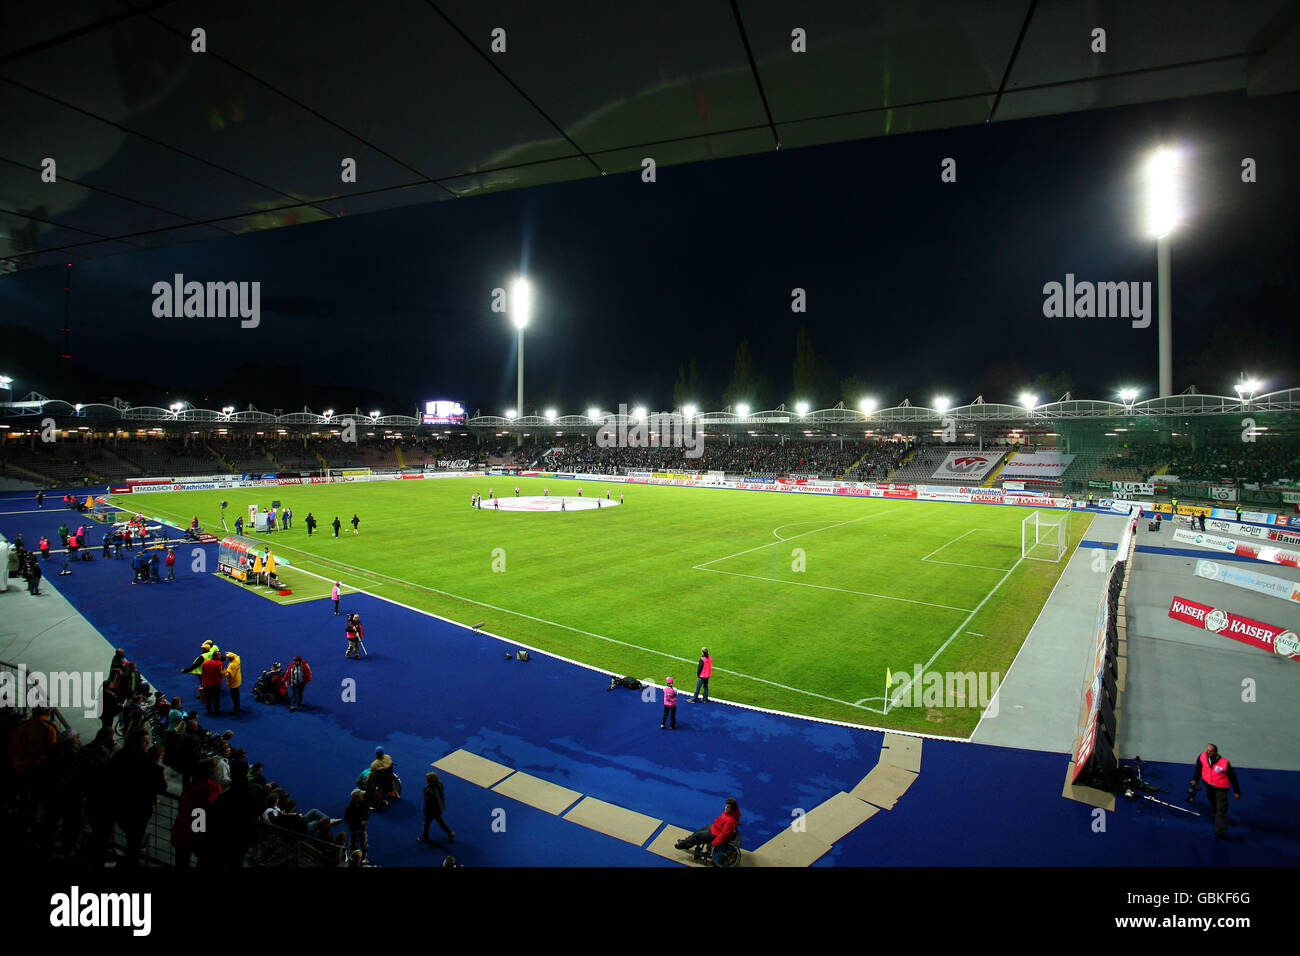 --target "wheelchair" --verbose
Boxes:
[686,826,741,867]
